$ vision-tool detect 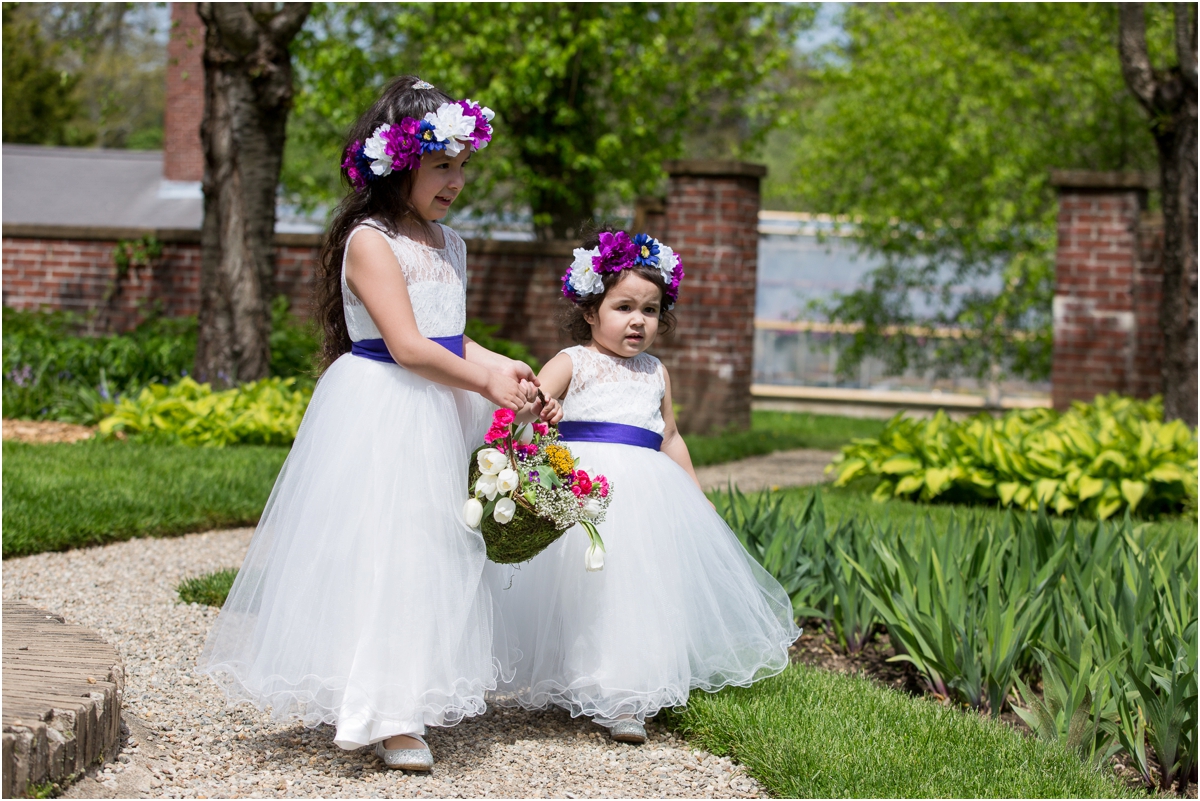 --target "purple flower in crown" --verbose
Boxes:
[342,140,373,192]
[458,99,495,150]
[666,259,685,307]
[381,118,424,172]
[592,231,637,274]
